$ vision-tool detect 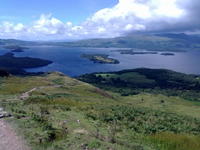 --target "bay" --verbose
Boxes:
[1,46,200,76]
